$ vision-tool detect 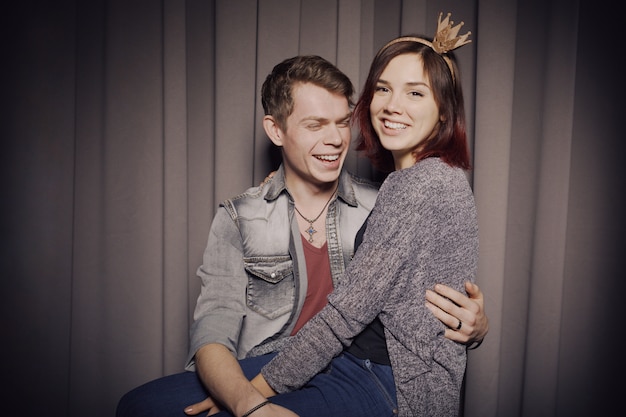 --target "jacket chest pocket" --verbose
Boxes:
[244,258,295,319]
